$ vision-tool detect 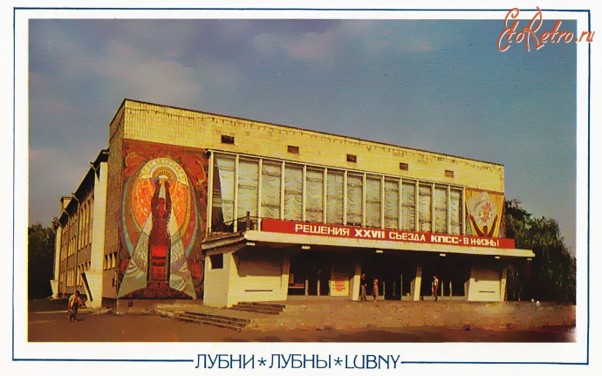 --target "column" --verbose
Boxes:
[412,264,423,301]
